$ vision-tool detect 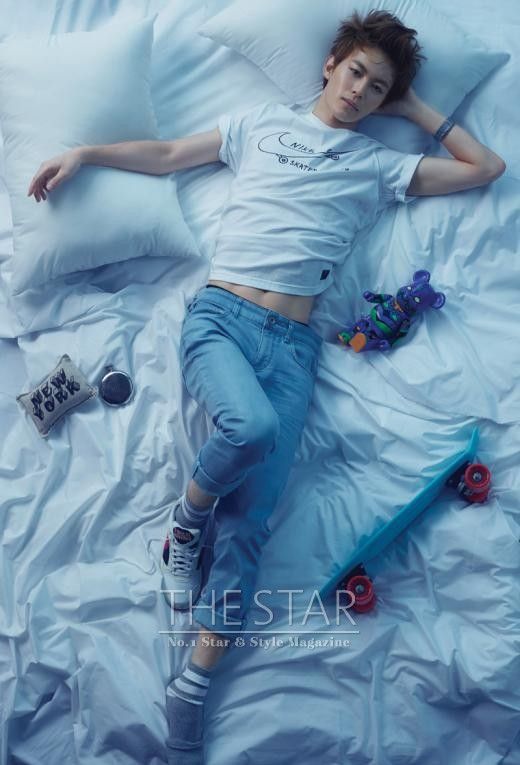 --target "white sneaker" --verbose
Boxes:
[161,501,206,611]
